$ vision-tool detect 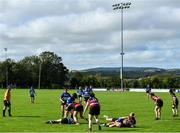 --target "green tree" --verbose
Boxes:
[39,51,68,88]
[70,71,83,88]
